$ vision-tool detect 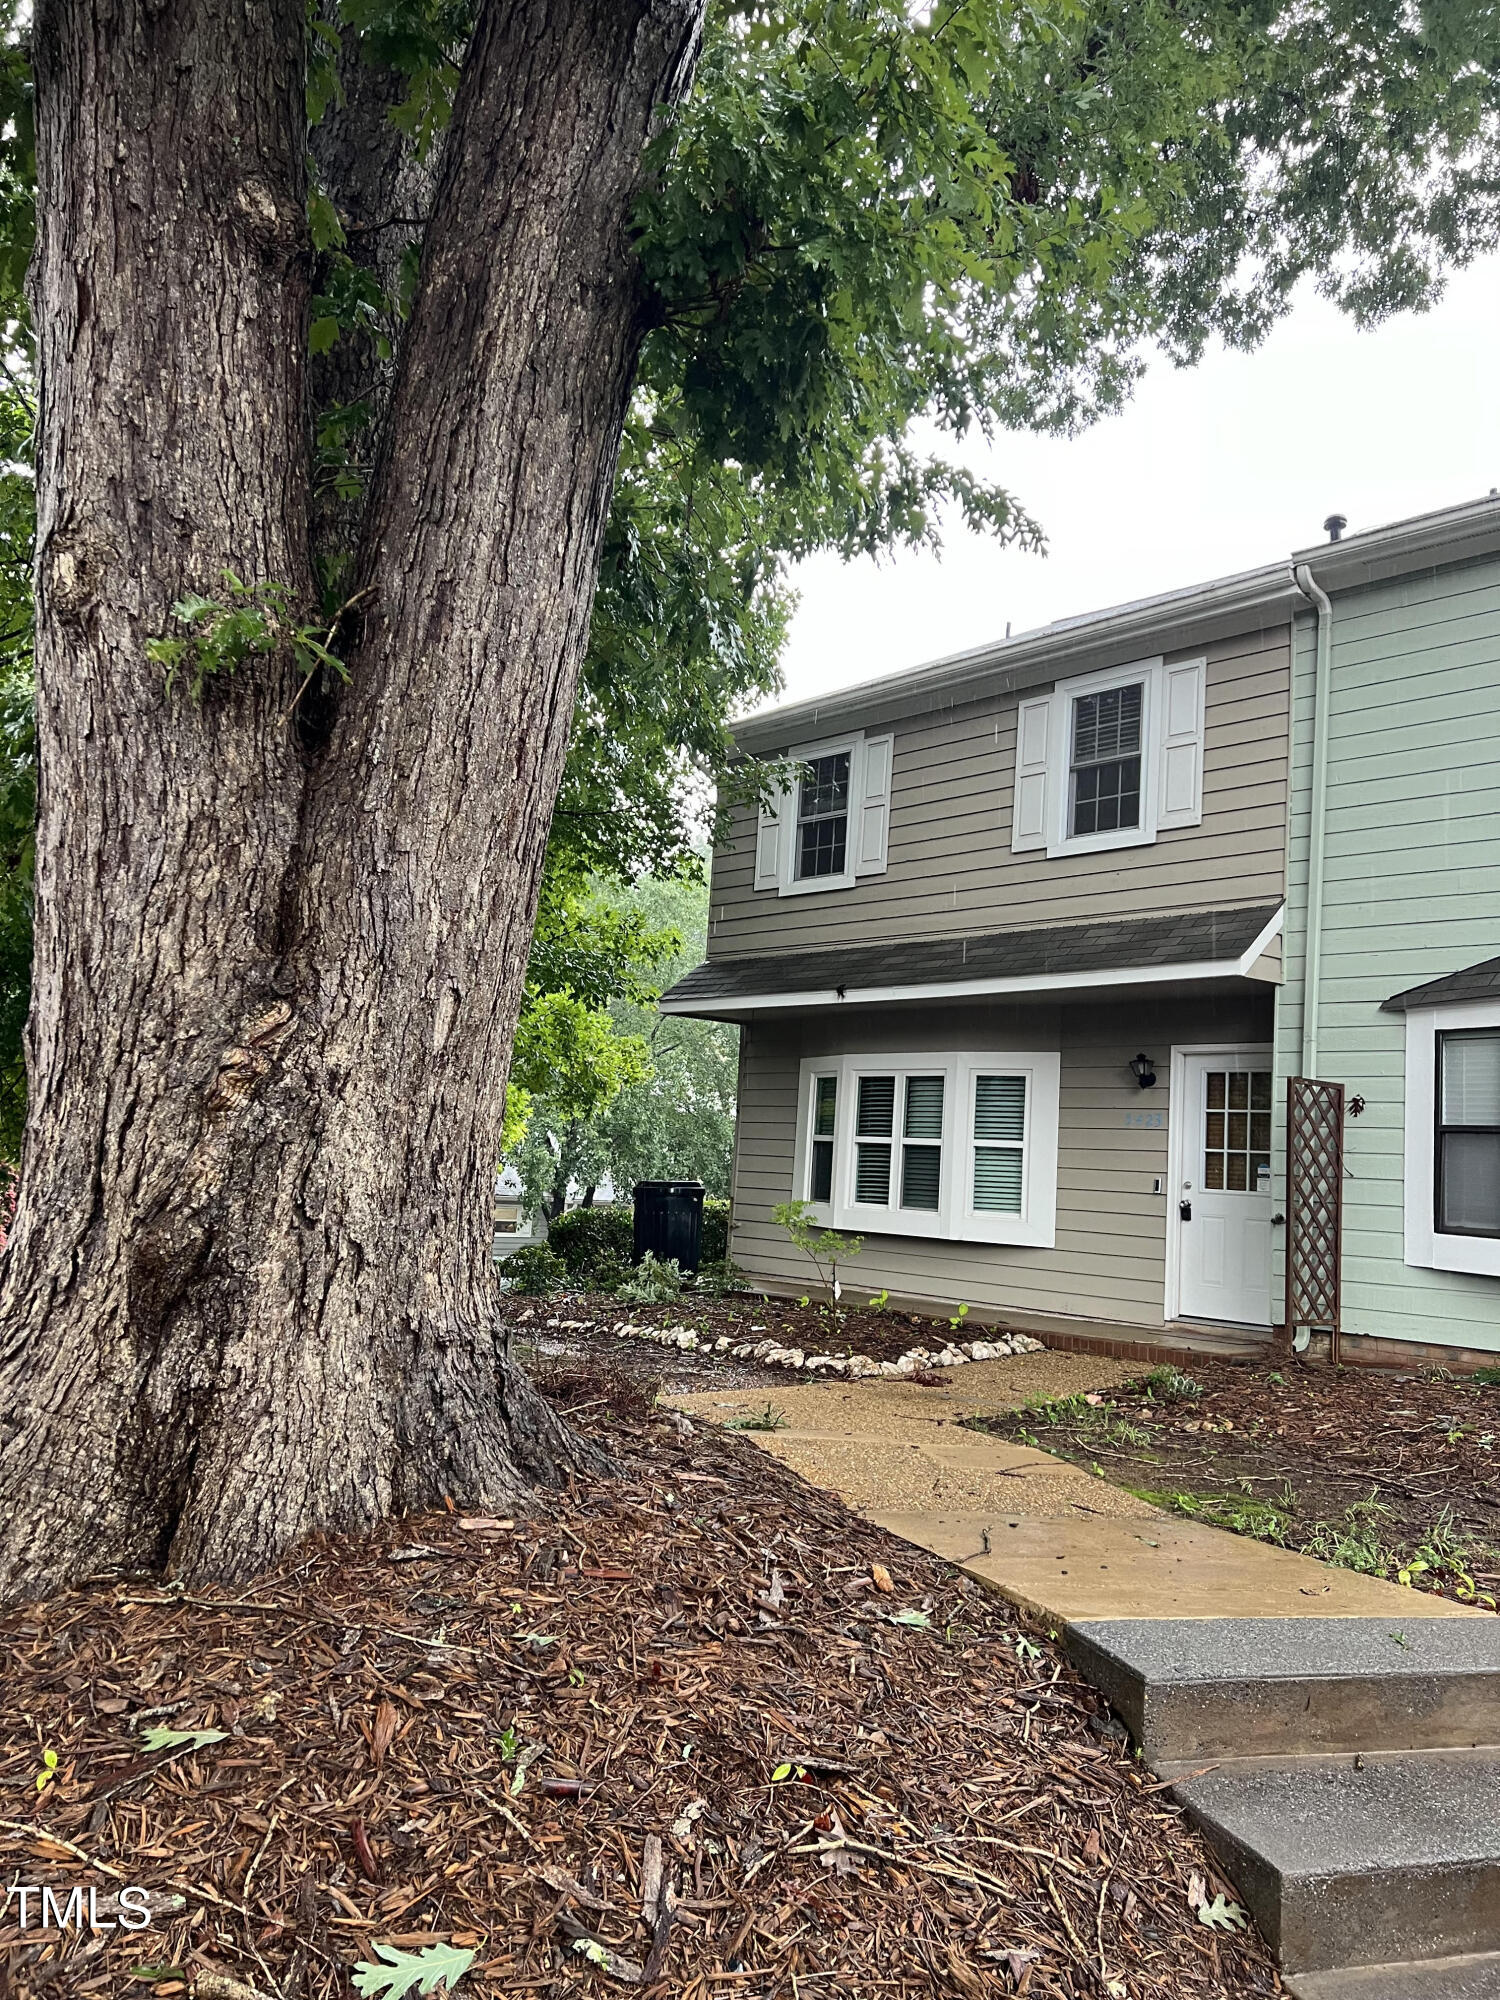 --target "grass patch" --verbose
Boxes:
[722,1402,789,1433]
